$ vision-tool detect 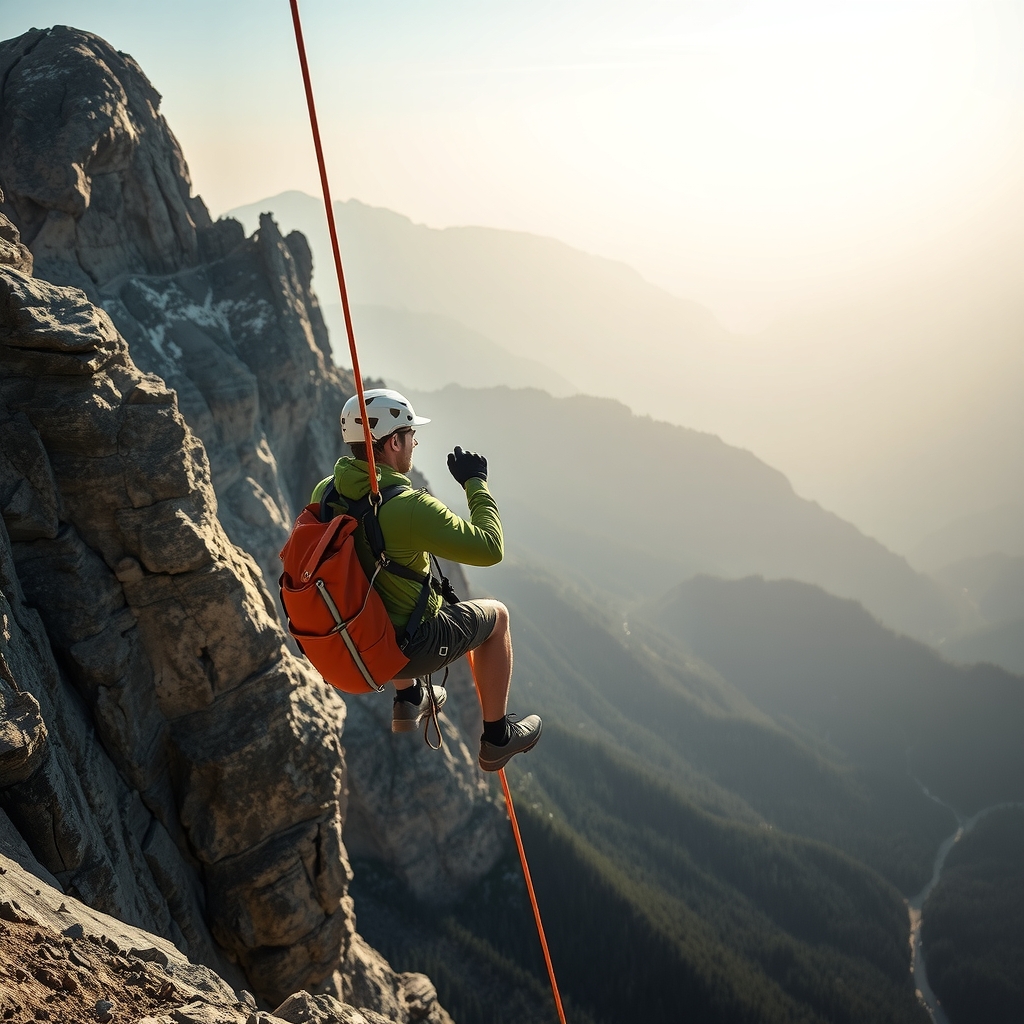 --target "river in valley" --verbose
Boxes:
[907,785,1023,1024]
